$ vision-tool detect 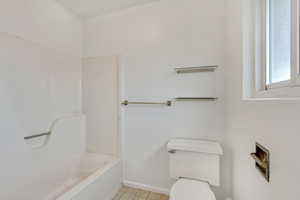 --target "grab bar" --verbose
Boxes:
[121,100,172,106]
[24,131,51,140]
